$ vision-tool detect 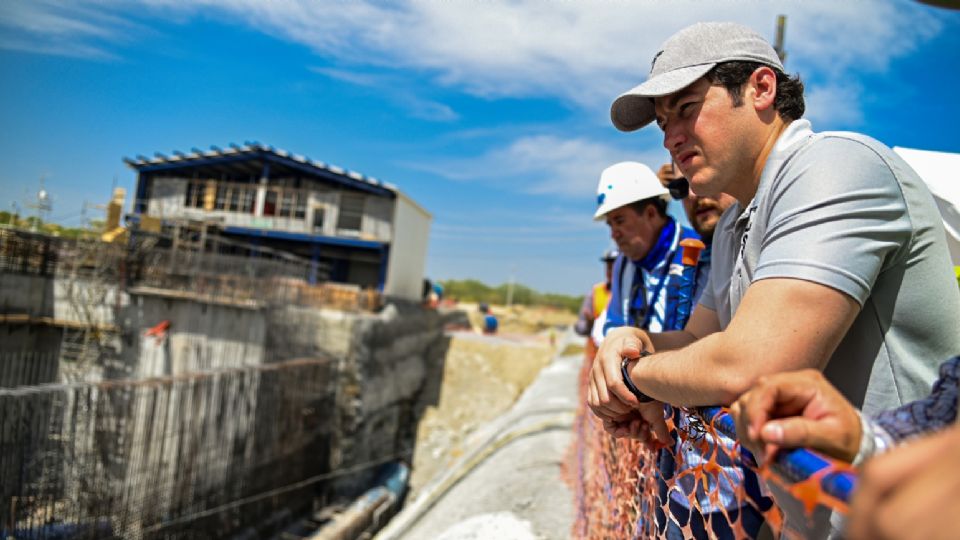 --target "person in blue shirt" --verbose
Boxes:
[594,161,701,336]
[479,303,498,334]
